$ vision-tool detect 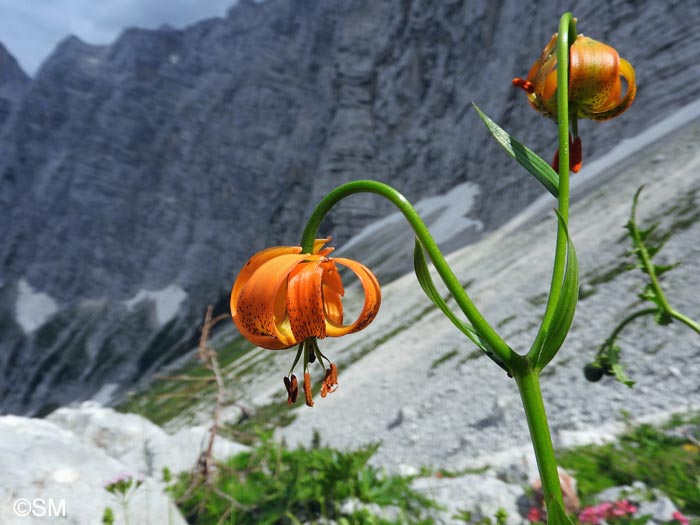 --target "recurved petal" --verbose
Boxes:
[584,57,636,121]
[287,259,327,341]
[234,253,310,349]
[569,36,620,111]
[321,259,344,326]
[325,257,381,337]
[230,245,302,318]
[313,237,334,256]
